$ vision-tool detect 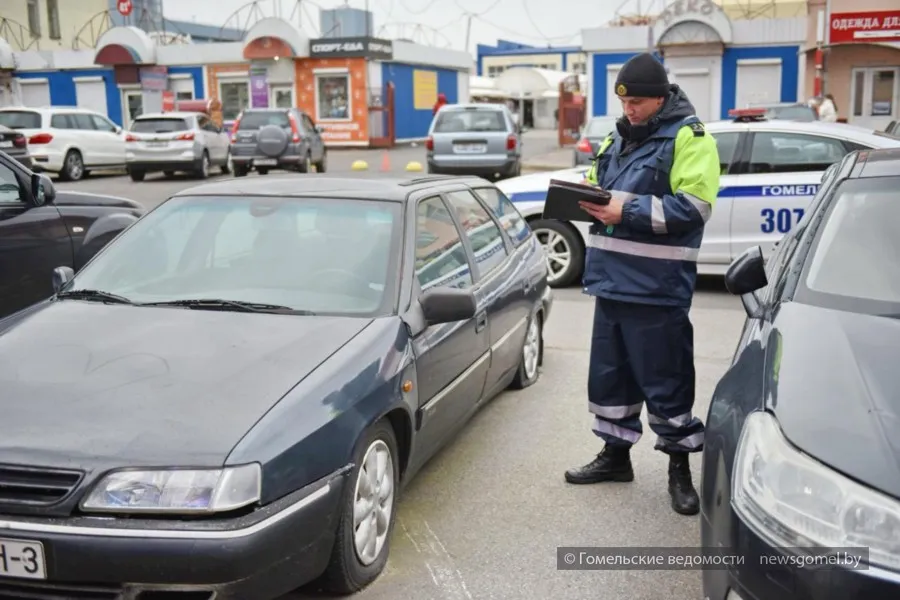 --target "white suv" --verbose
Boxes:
[0,106,127,181]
